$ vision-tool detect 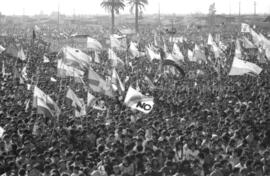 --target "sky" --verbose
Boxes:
[0,0,269,16]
